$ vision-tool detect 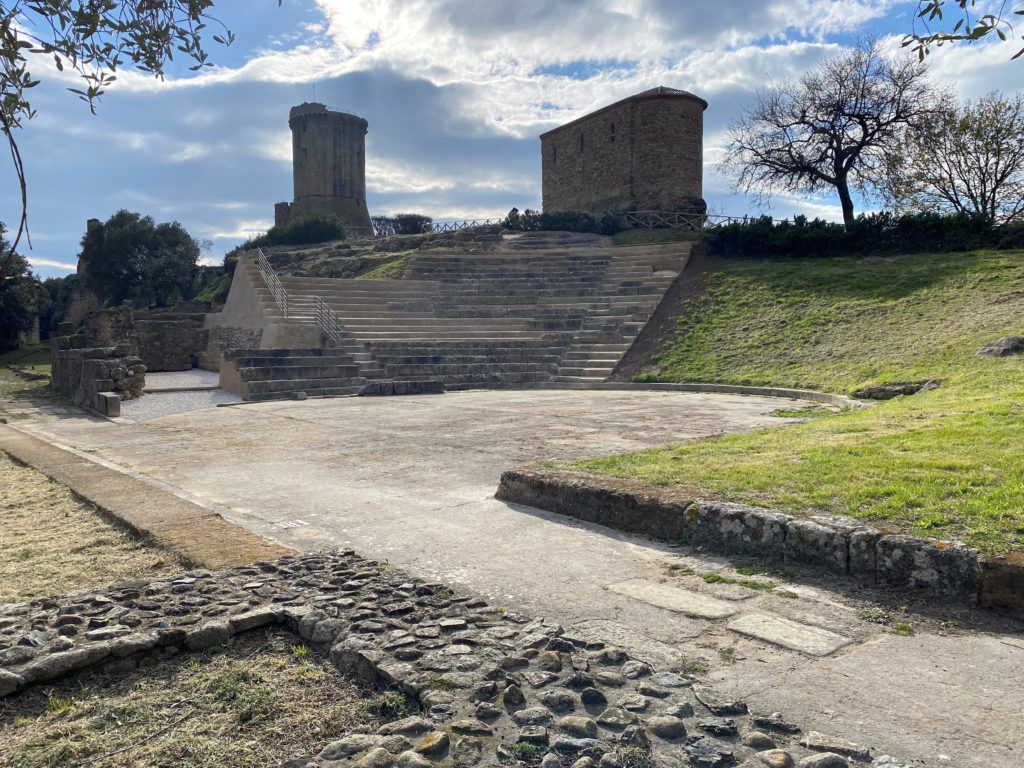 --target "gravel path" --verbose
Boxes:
[144,370,220,391]
[119,389,241,422]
